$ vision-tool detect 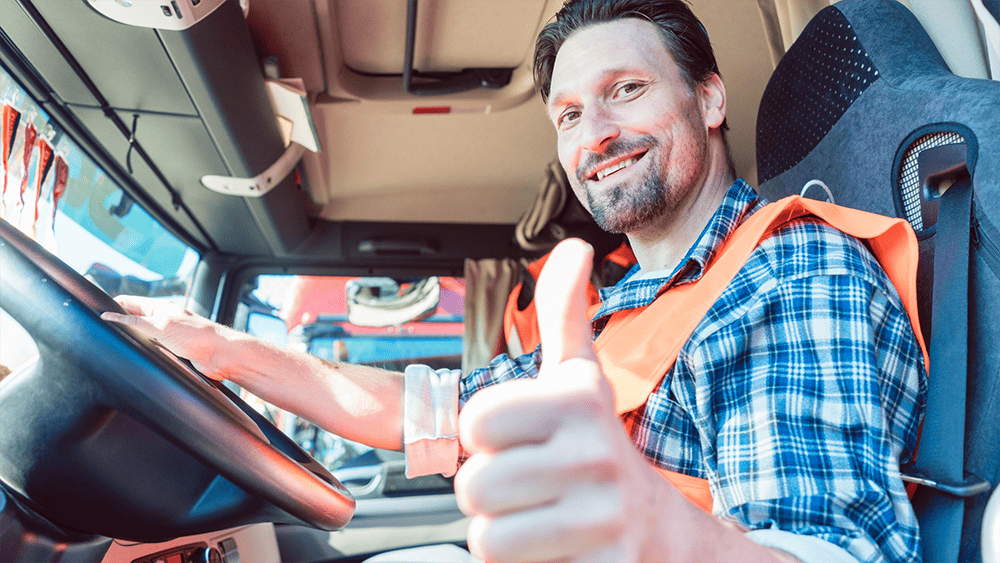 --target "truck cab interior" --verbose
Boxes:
[0,0,997,562]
